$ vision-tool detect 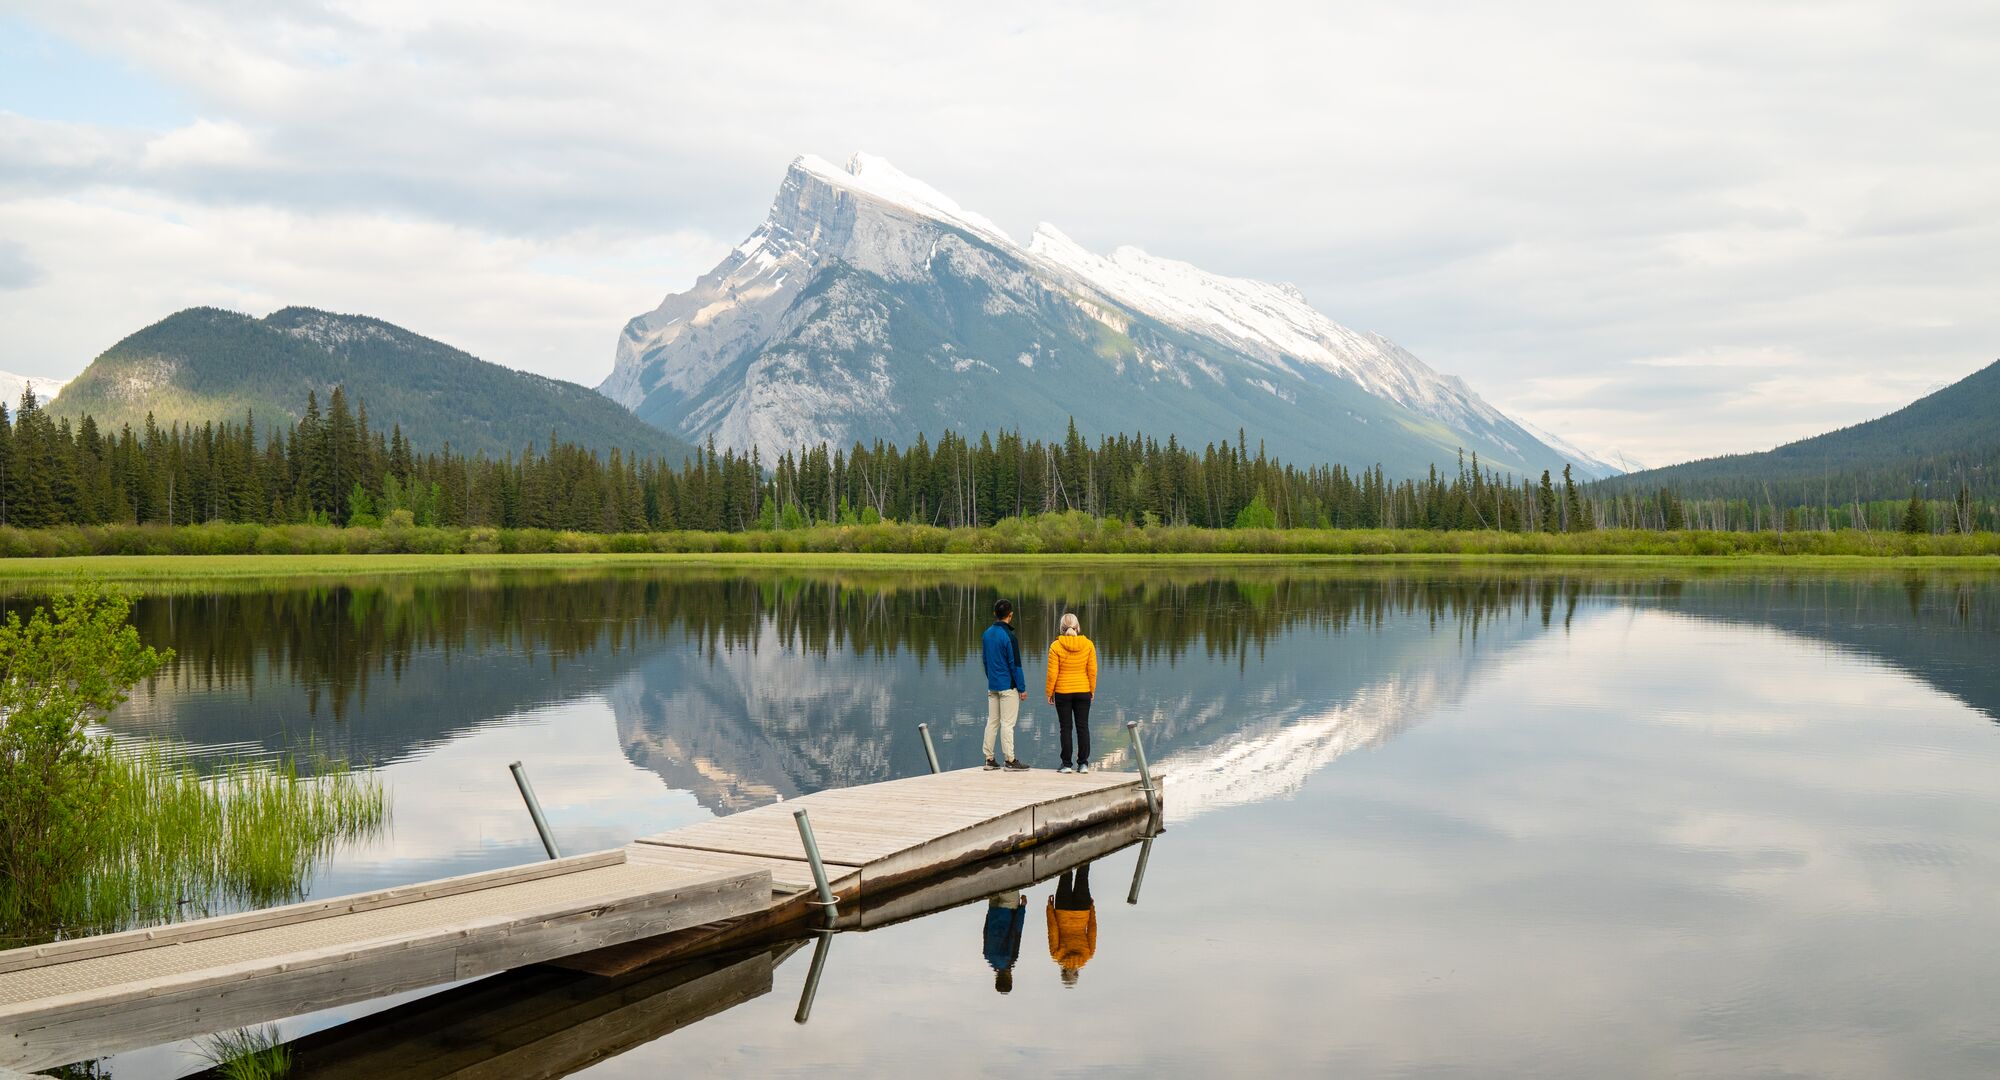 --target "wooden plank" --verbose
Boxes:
[622,844,858,895]
[0,869,769,1073]
[856,807,1037,895]
[0,850,626,976]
